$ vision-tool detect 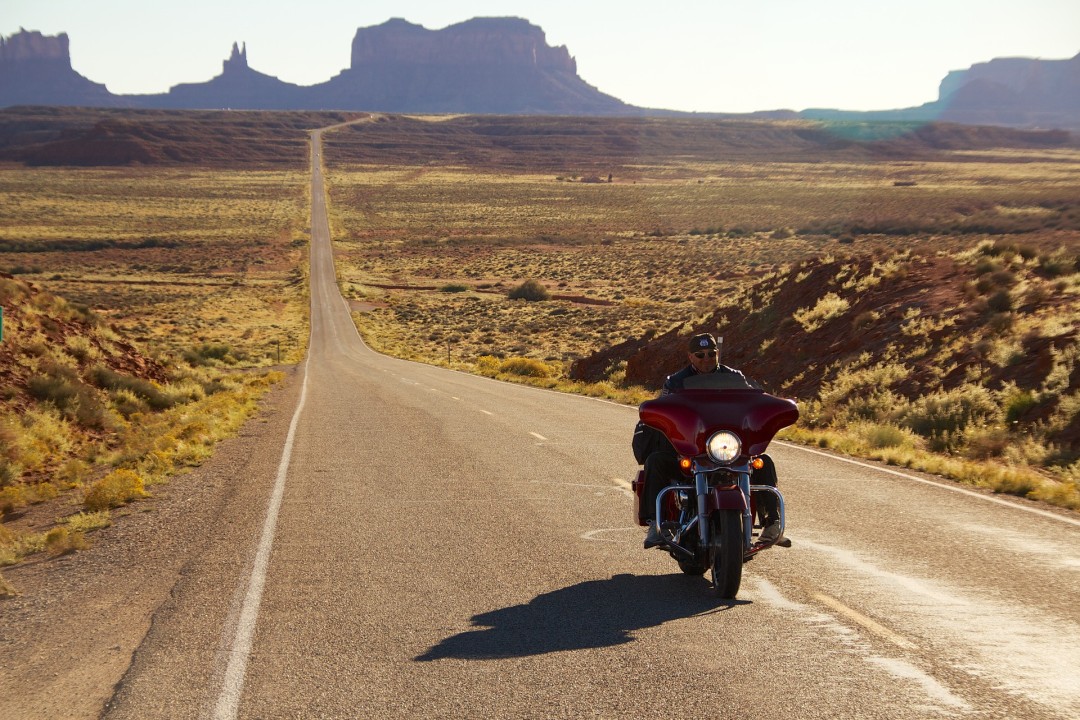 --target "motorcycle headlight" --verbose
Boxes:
[706,431,741,464]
